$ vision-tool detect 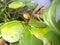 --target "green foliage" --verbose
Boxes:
[15,0,31,3]
[29,19,46,28]
[8,0,37,9]
[1,20,24,43]
[0,0,60,45]
[8,2,24,9]
[43,0,60,35]
[30,23,60,45]
[44,31,60,45]
[30,26,51,39]
[19,25,43,45]
[25,2,37,9]
[0,0,37,22]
